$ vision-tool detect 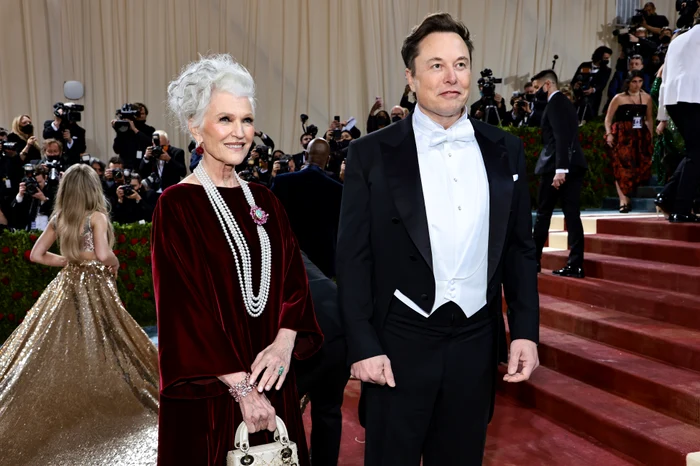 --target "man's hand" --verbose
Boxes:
[656,121,667,135]
[552,172,566,189]
[271,161,280,176]
[127,191,141,202]
[350,355,396,387]
[144,147,153,160]
[116,187,125,202]
[105,168,113,180]
[128,119,138,133]
[32,189,48,202]
[583,88,595,96]
[503,339,539,383]
[63,129,72,142]
[18,182,26,197]
[159,152,171,162]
